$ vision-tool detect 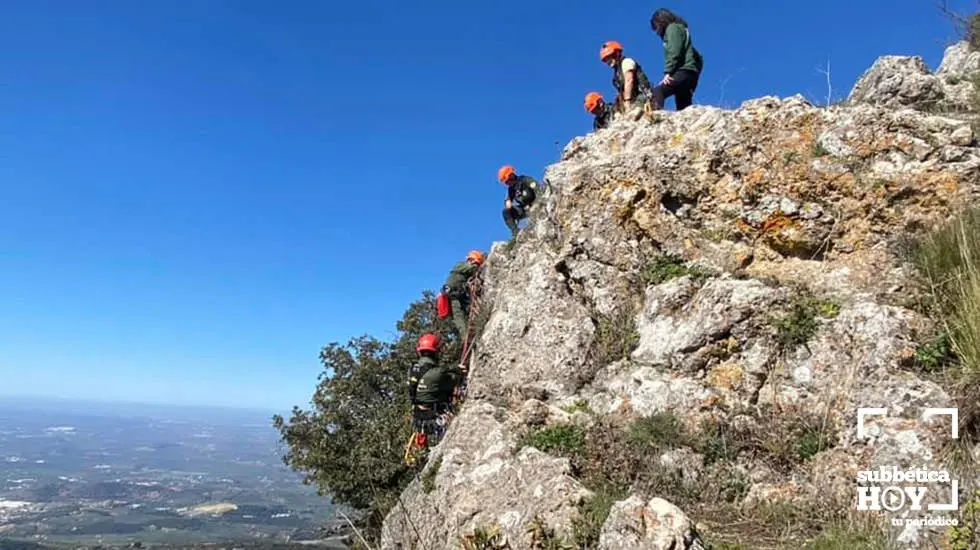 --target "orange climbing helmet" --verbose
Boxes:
[498,165,516,184]
[600,40,623,62]
[466,250,485,265]
[416,333,441,354]
[584,92,604,113]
